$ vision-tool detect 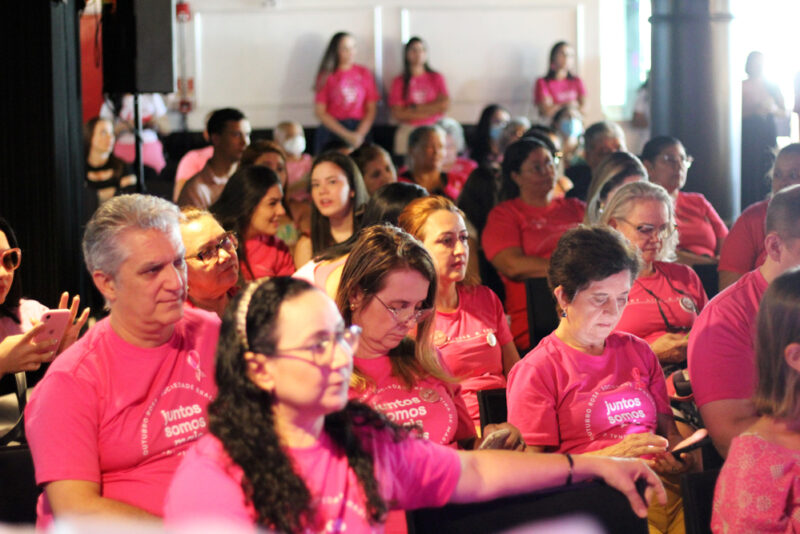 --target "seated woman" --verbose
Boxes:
[179,208,240,317]
[551,105,584,168]
[399,125,459,198]
[718,143,800,290]
[164,277,665,530]
[389,36,449,158]
[507,225,704,534]
[437,117,477,193]
[350,143,397,196]
[482,138,585,350]
[293,152,369,268]
[398,196,520,426]
[0,217,88,379]
[601,182,708,369]
[583,151,647,224]
[641,136,728,267]
[210,165,295,281]
[469,104,510,172]
[712,268,800,532]
[83,117,137,224]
